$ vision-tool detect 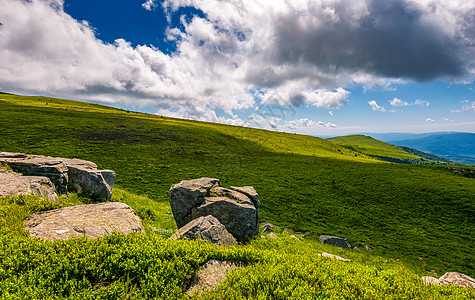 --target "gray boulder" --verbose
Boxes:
[192,197,258,242]
[319,235,352,249]
[169,178,220,228]
[0,152,115,200]
[170,215,237,247]
[0,169,58,202]
[66,164,114,201]
[24,202,144,240]
[0,153,69,193]
[230,186,260,207]
[169,178,259,242]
